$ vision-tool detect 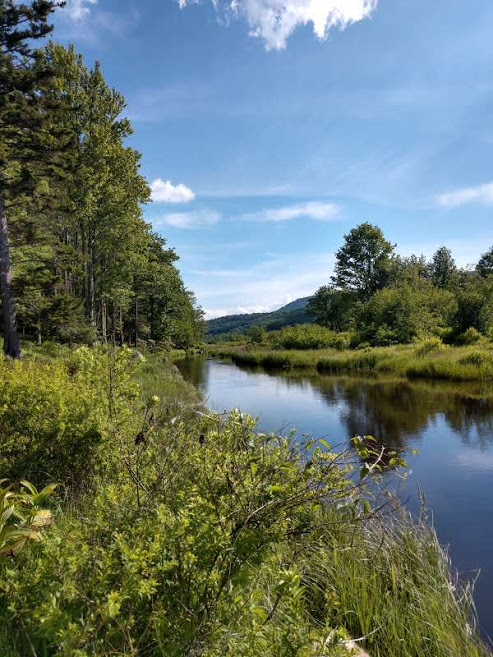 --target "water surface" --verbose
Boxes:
[177,357,493,639]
